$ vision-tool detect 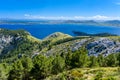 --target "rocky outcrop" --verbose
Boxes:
[70,37,120,56]
[86,38,120,56]
[0,34,23,55]
[71,39,89,51]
